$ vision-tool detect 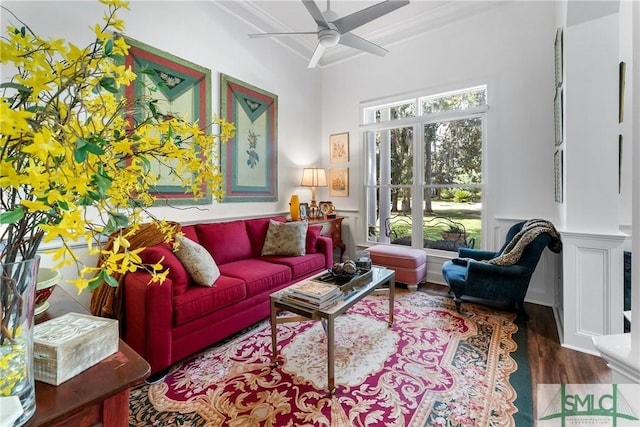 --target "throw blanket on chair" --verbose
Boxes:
[489,219,562,266]
[89,221,181,329]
